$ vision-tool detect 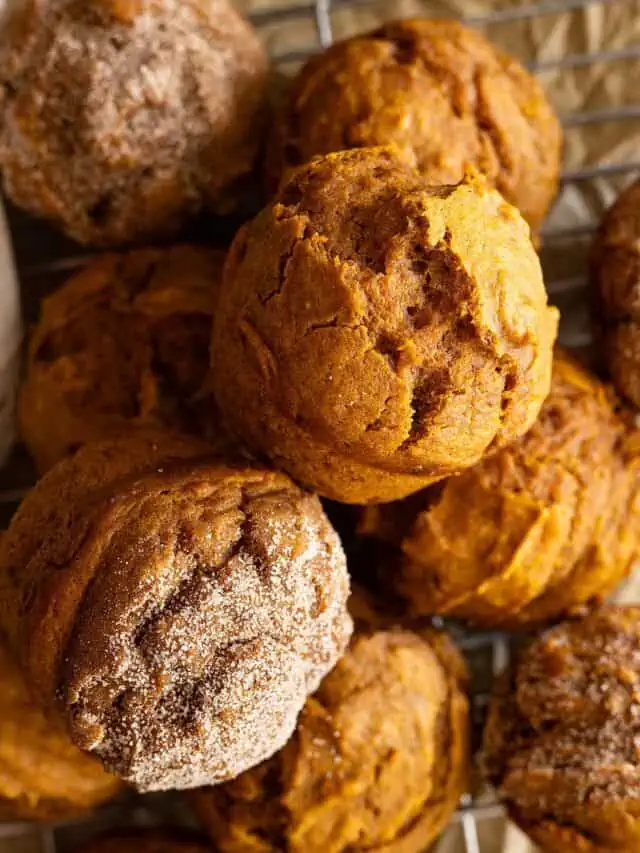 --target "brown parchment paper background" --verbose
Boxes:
[0,0,639,851]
